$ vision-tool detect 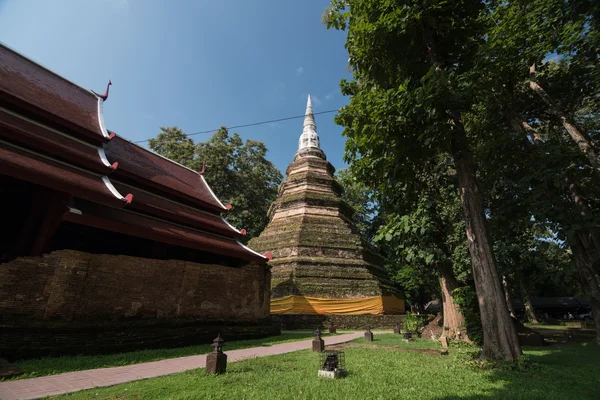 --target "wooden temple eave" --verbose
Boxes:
[0,107,117,174]
[104,136,228,214]
[109,179,244,239]
[0,139,132,208]
[64,199,267,264]
[0,44,110,145]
